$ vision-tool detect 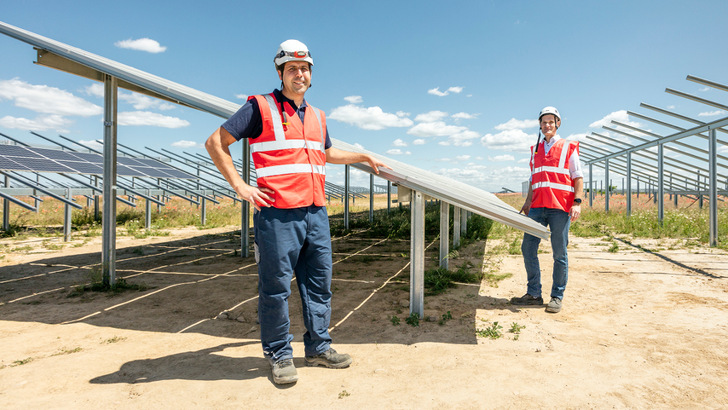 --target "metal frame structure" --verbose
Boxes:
[0,21,549,316]
[579,75,728,247]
